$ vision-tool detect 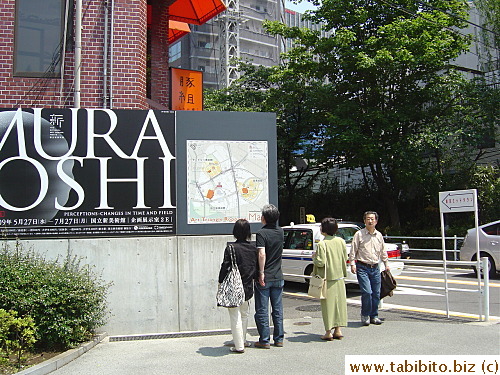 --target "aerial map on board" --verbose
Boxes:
[187,140,268,224]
